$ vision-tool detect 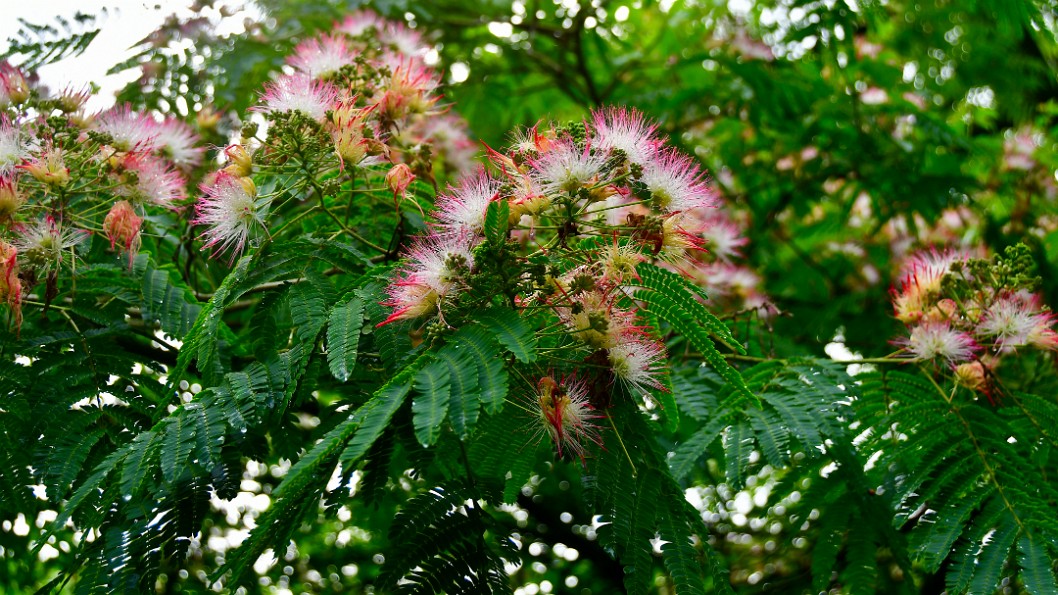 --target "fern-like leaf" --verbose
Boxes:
[476,307,538,363]
[1018,535,1058,595]
[326,293,365,382]
[411,359,451,447]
